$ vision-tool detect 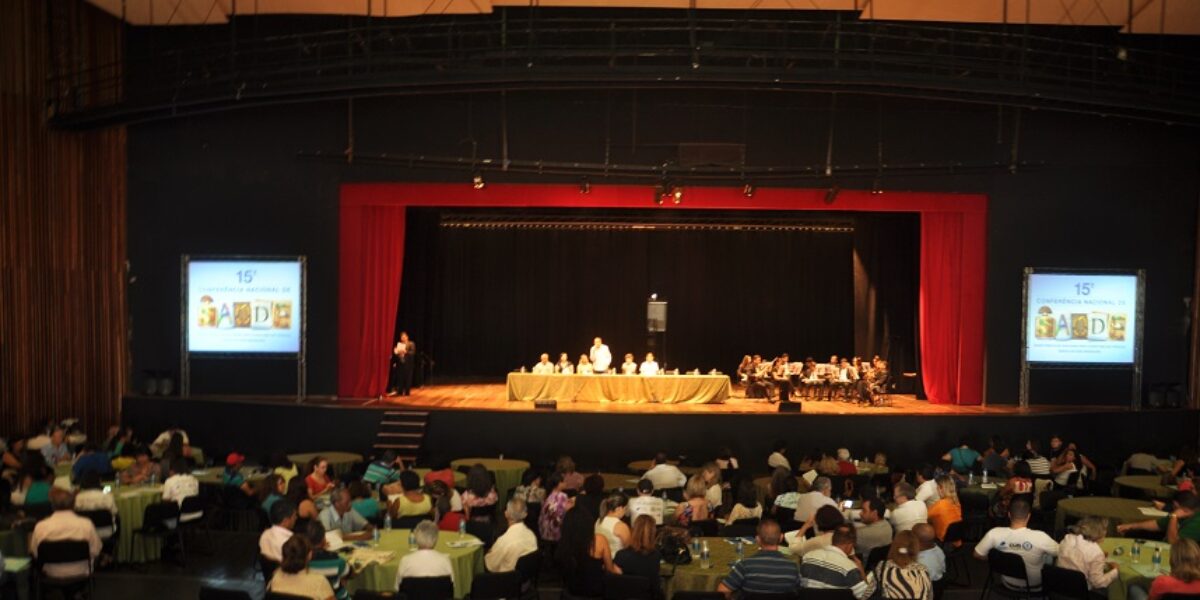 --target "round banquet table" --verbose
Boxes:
[288,452,363,476]
[959,479,1007,501]
[1055,497,1153,534]
[192,466,270,486]
[1099,537,1171,600]
[411,468,467,488]
[661,538,798,599]
[597,472,643,493]
[1114,476,1175,500]
[342,529,485,599]
[627,460,700,476]
[0,528,28,557]
[114,484,165,563]
[450,458,531,499]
